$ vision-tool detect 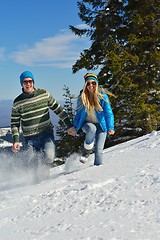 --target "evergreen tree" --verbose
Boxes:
[70,0,160,142]
[55,86,84,159]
